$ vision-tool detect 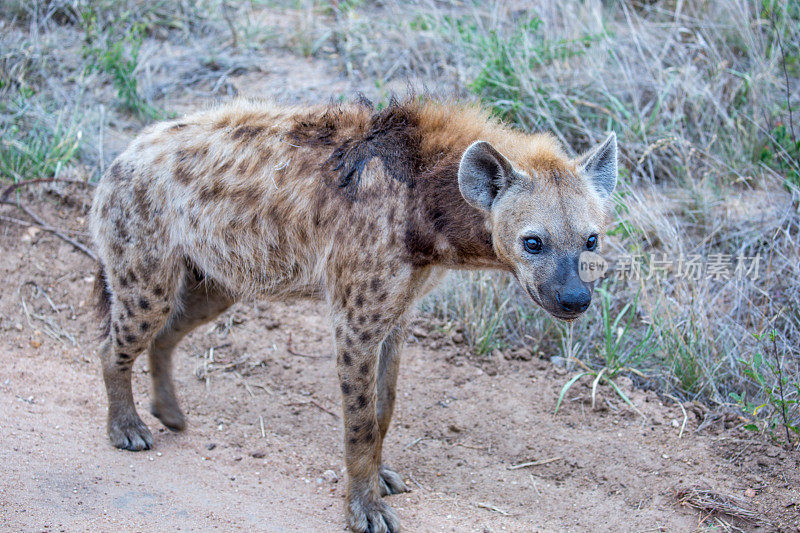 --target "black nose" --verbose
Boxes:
[556,288,591,313]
